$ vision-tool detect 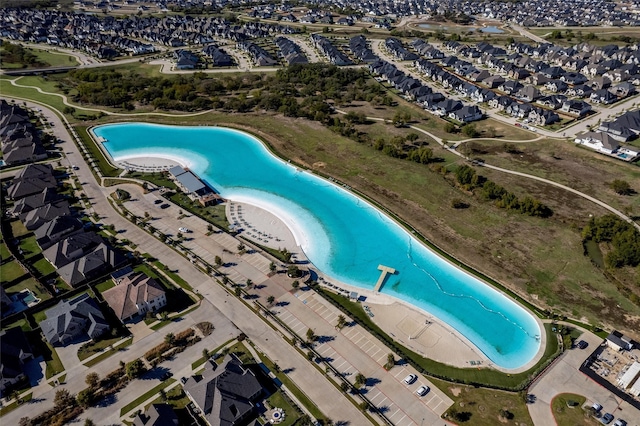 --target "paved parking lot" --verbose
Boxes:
[271,285,453,426]
[528,330,640,426]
